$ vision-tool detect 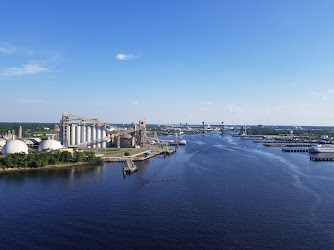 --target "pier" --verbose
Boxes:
[123,159,137,175]
[310,156,334,161]
[264,144,316,147]
[282,148,309,152]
